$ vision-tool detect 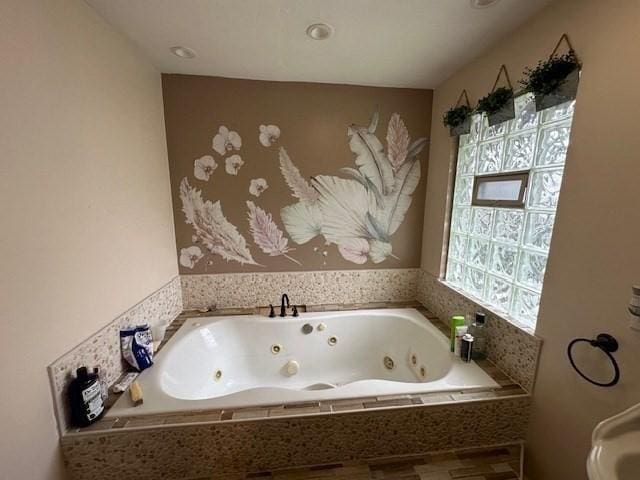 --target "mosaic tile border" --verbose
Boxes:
[417,269,541,392]
[180,268,419,310]
[61,395,530,480]
[47,276,183,433]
